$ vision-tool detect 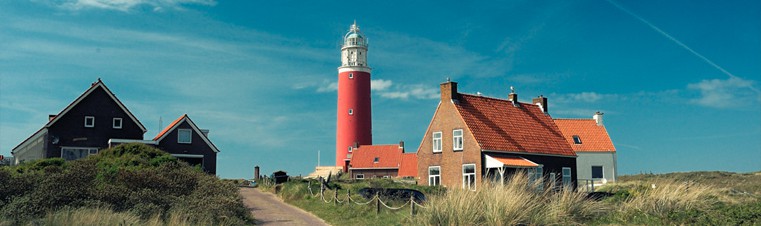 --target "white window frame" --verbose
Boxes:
[591,165,604,179]
[84,116,95,128]
[348,146,353,153]
[178,129,192,144]
[462,164,476,190]
[562,167,572,187]
[382,175,390,179]
[453,129,463,151]
[355,174,364,180]
[113,118,123,129]
[428,166,441,186]
[348,109,354,115]
[349,73,354,79]
[61,147,99,161]
[432,131,442,153]
[549,172,557,189]
[535,166,544,190]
